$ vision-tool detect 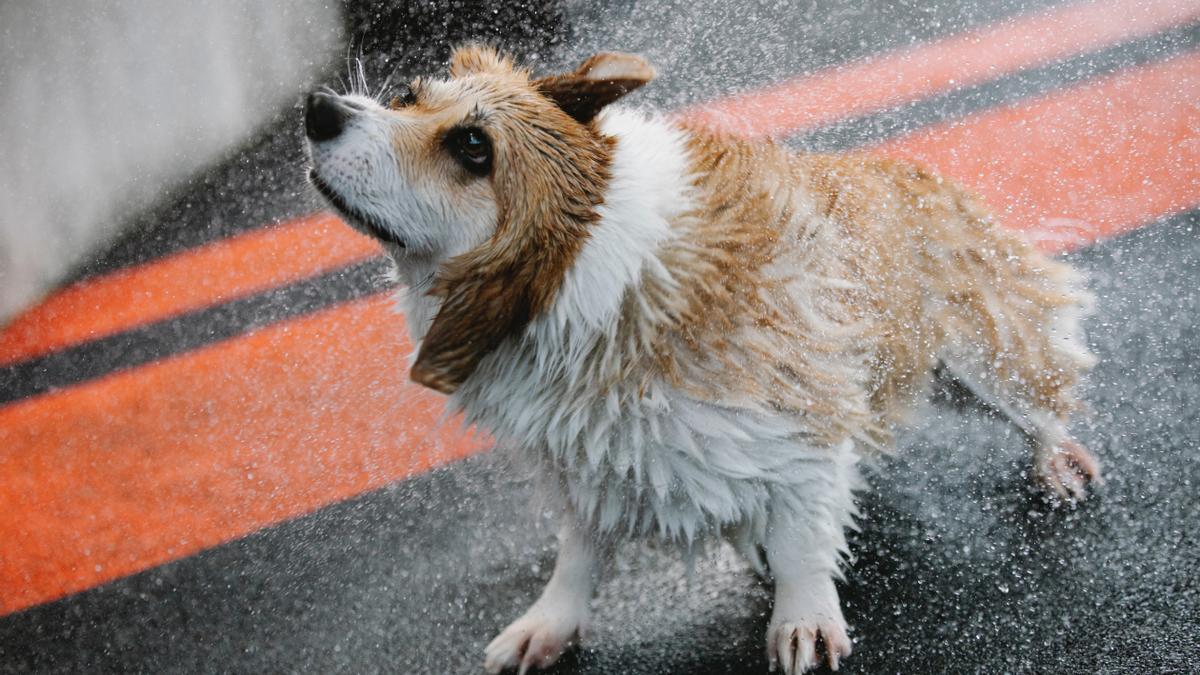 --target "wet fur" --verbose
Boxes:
[305,46,1097,674]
